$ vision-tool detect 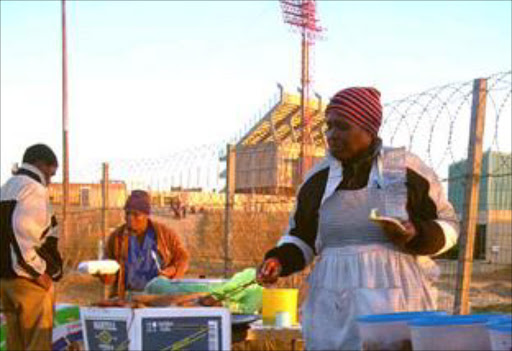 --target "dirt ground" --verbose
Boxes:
[436,265,512,312]
[55,272,105,305]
